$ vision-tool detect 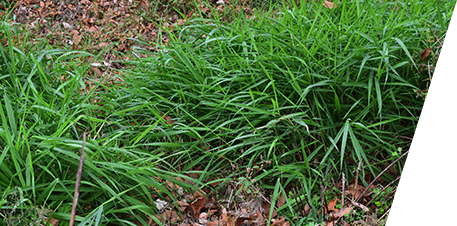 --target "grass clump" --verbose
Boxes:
[0,20,197,225]
[109,0,454,223]
[0,0,455,225]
